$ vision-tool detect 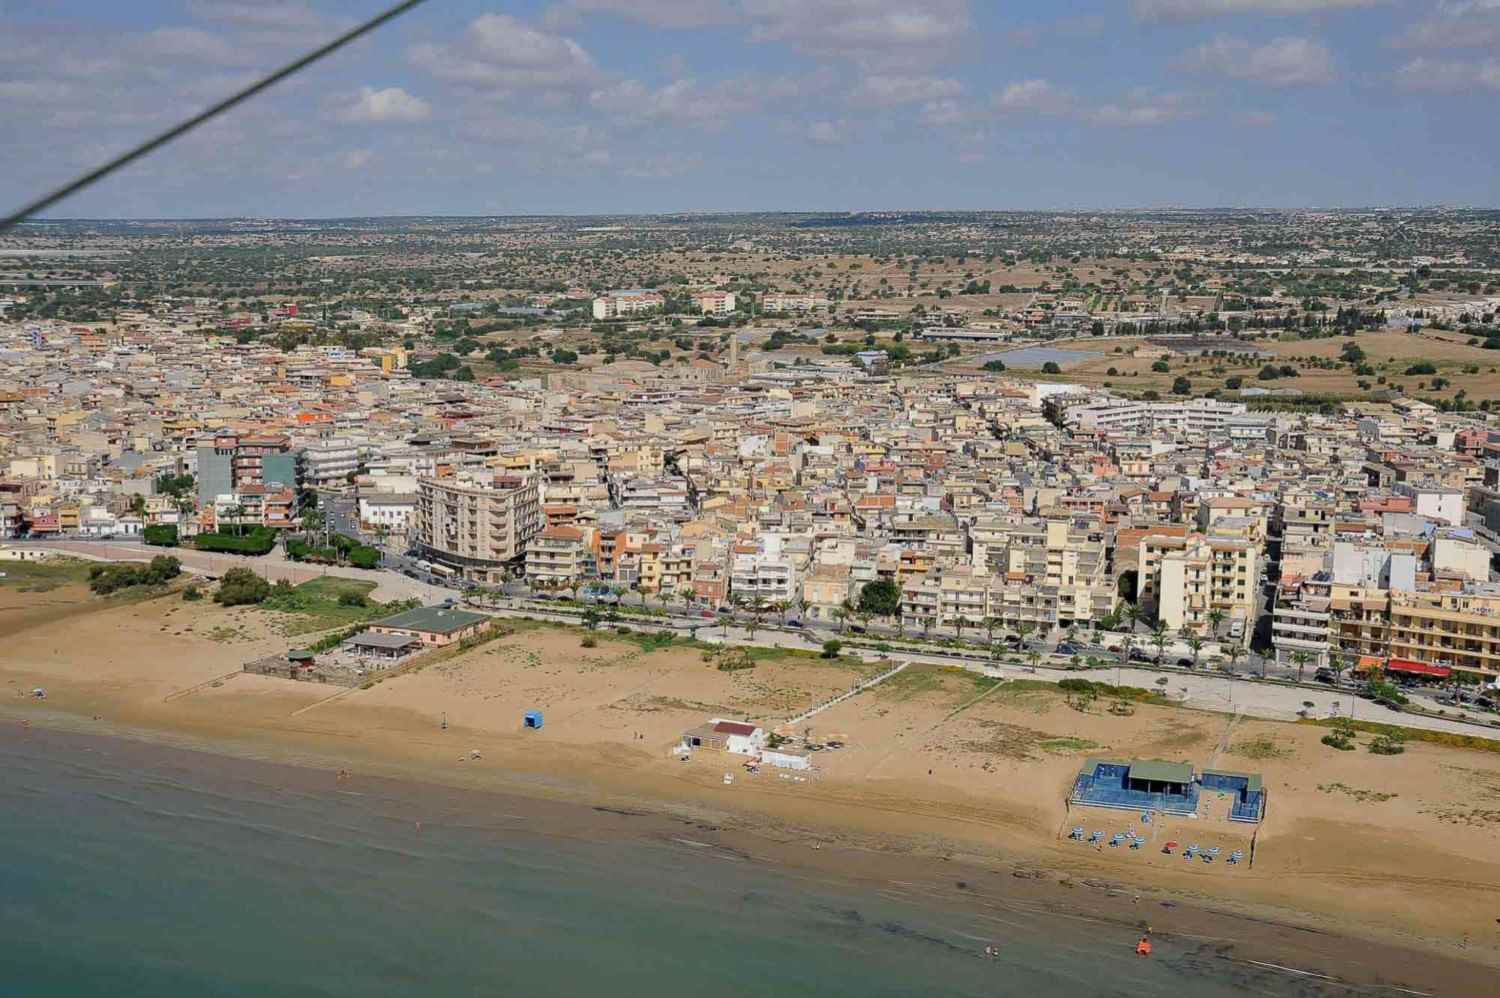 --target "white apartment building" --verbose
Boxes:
[592,289,665,320]
[1049,396,1248,437]
[301,439,362,490]
[694,290,736,315]
[525,526,588,587]
[1139,532,1259,641]
[730,535,799,604]
[760,292,830,314]
[357,493,417,537]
